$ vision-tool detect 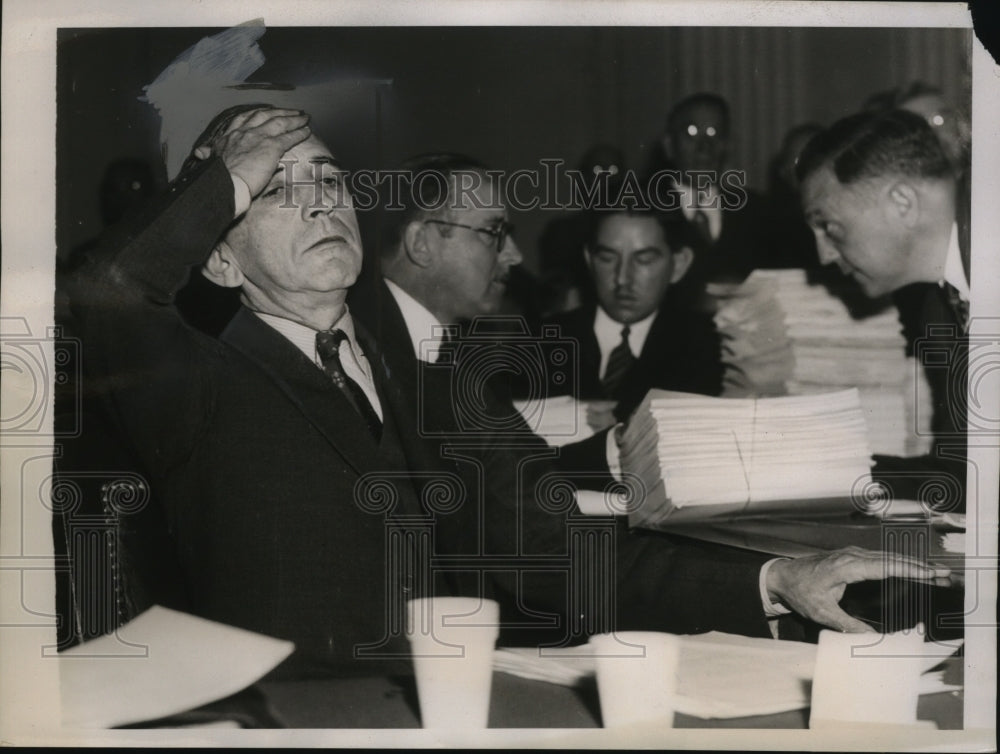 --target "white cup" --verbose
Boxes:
[405,597,500,729]
[809,627,926,727]
[590,631,681,728]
